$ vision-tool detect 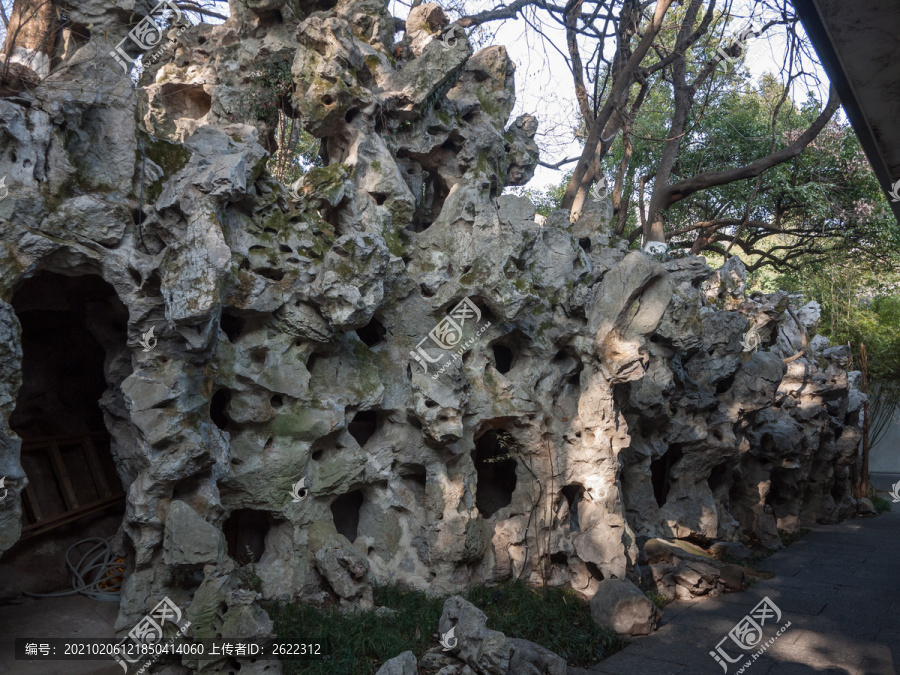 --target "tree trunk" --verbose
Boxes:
[2,0,57,80]
[860,343,871,498]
